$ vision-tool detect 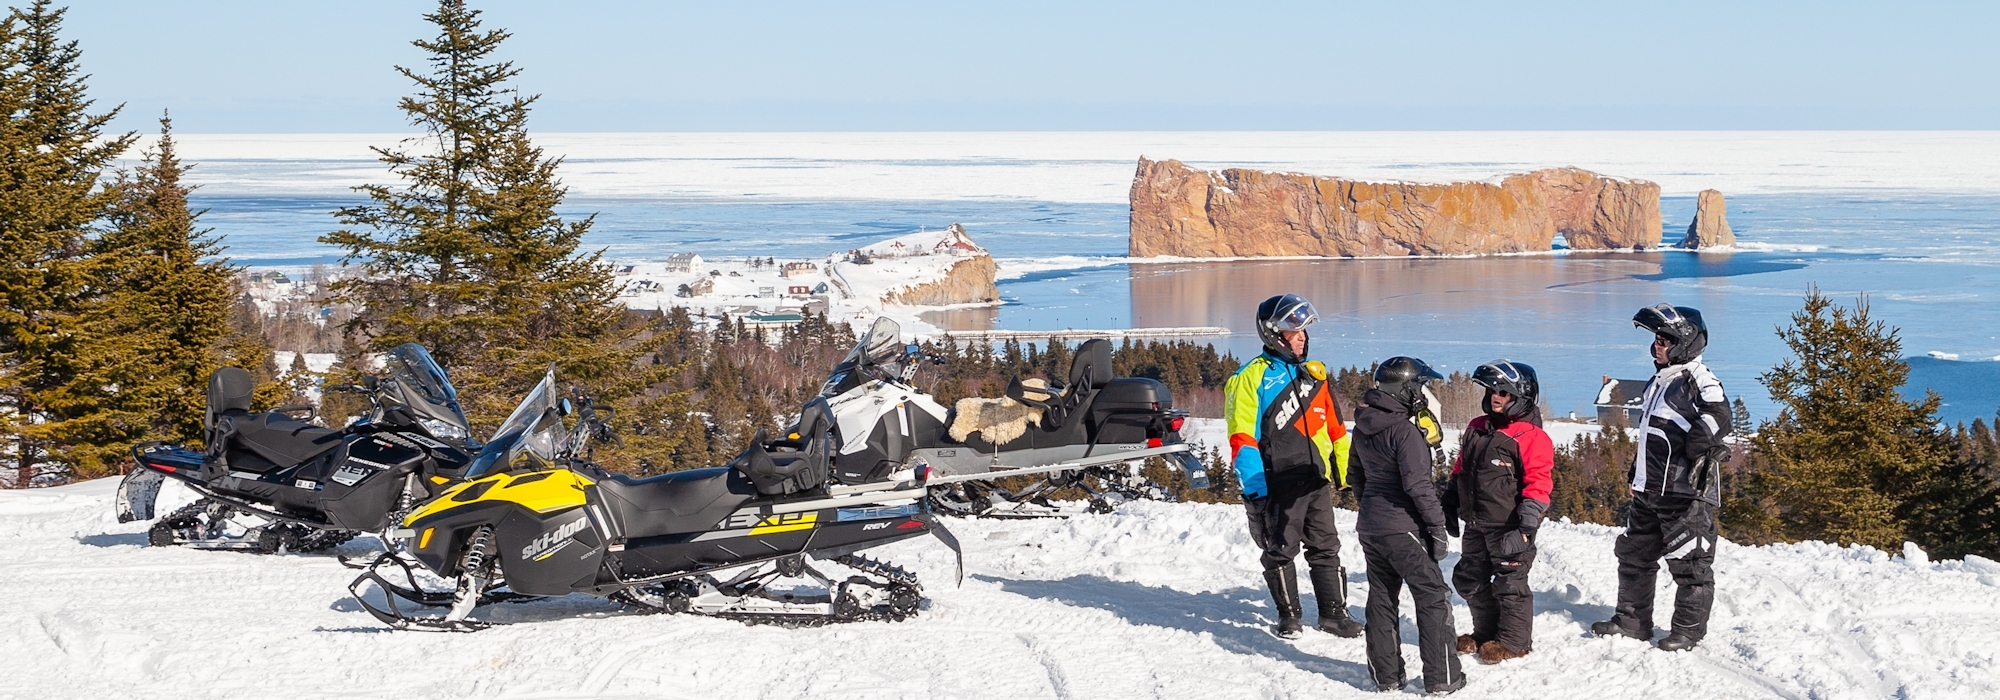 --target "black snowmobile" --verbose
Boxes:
[349,366,963,631]
[116,343,478,553]
[814,317,1208,518]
